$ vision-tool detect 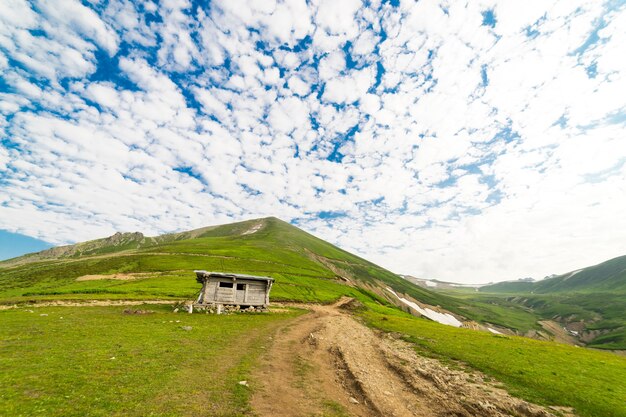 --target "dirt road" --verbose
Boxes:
[251,298,572,417]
